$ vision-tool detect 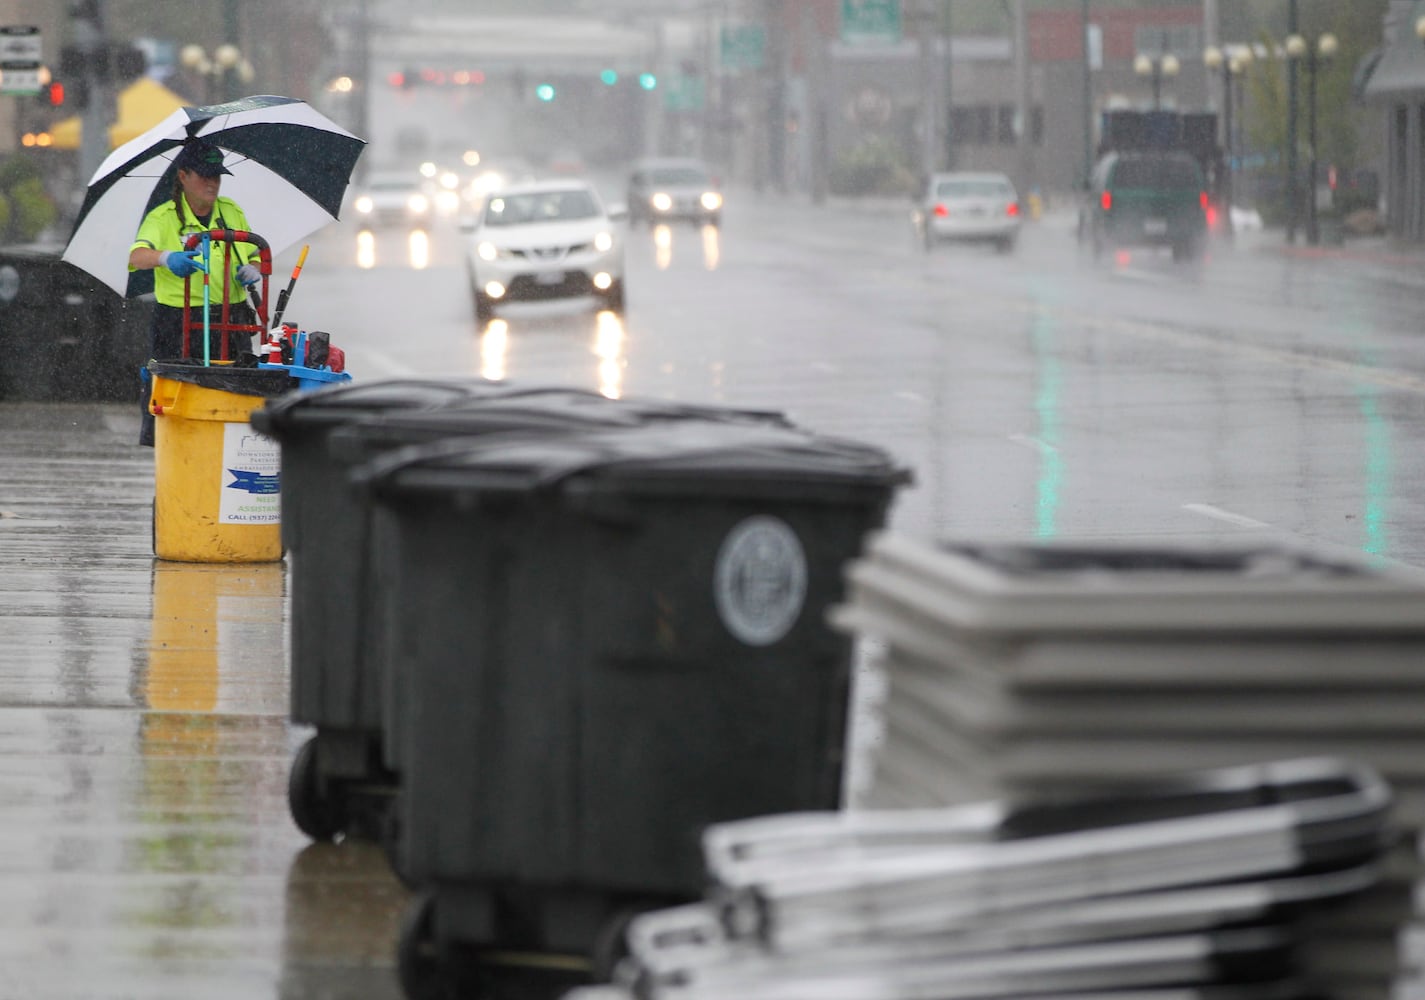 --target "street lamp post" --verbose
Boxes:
[179,43,253,104]
[1133,50,1180,110]
[1285,31,1337,246]
[1203,44,1252,237]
